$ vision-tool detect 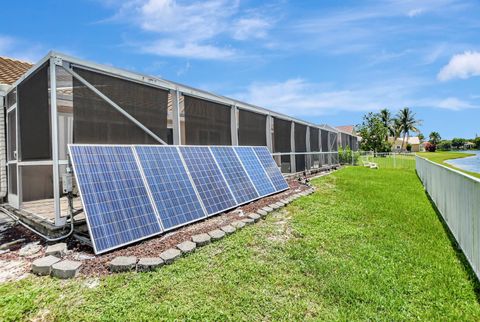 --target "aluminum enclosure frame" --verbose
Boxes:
[4,51,358,228]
